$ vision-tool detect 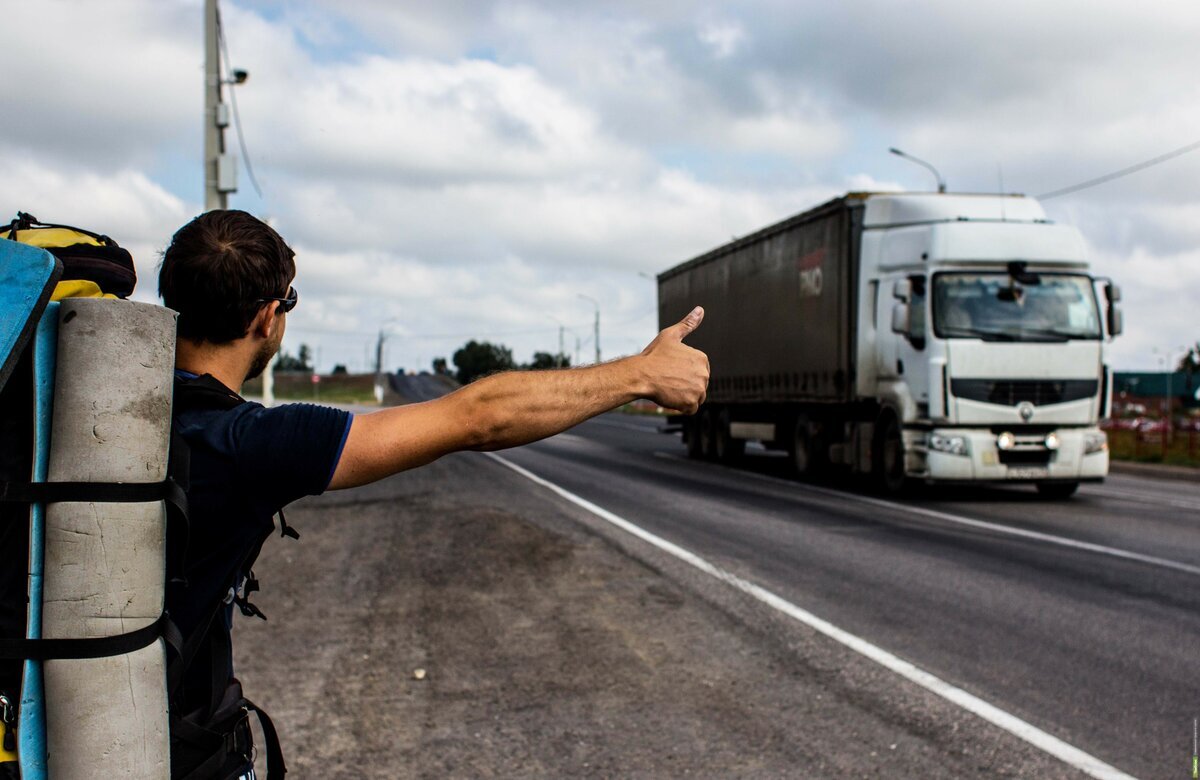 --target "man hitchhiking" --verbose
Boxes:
[158,209,709,779]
